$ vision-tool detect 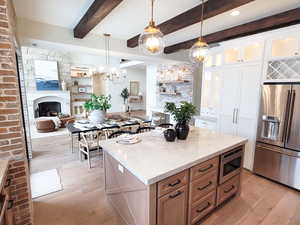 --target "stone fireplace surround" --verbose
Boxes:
[27,91,71,125]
